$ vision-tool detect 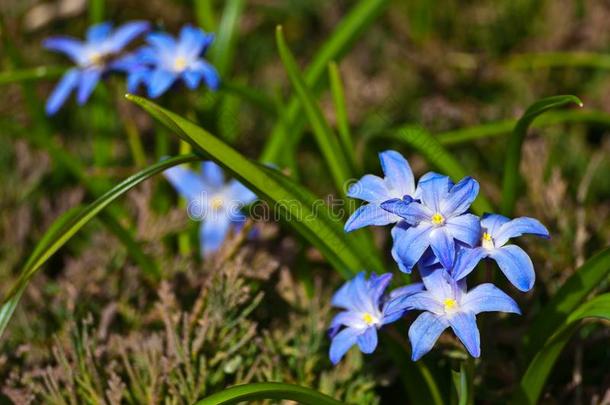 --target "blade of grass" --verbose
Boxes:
[0,154,201,340]
[501,95,582,216]
[194,0,218,32]
[275,26,352,197]
[88,0,105,24]
[384,125,494,214]
[194,382,343,405]
[514,294,610,405]
[127,94,385,275]
[523,246,610,358]
[260,0,389,164]
[328,61,357,172]
[209,0,245,76]
[437,110,610,146]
